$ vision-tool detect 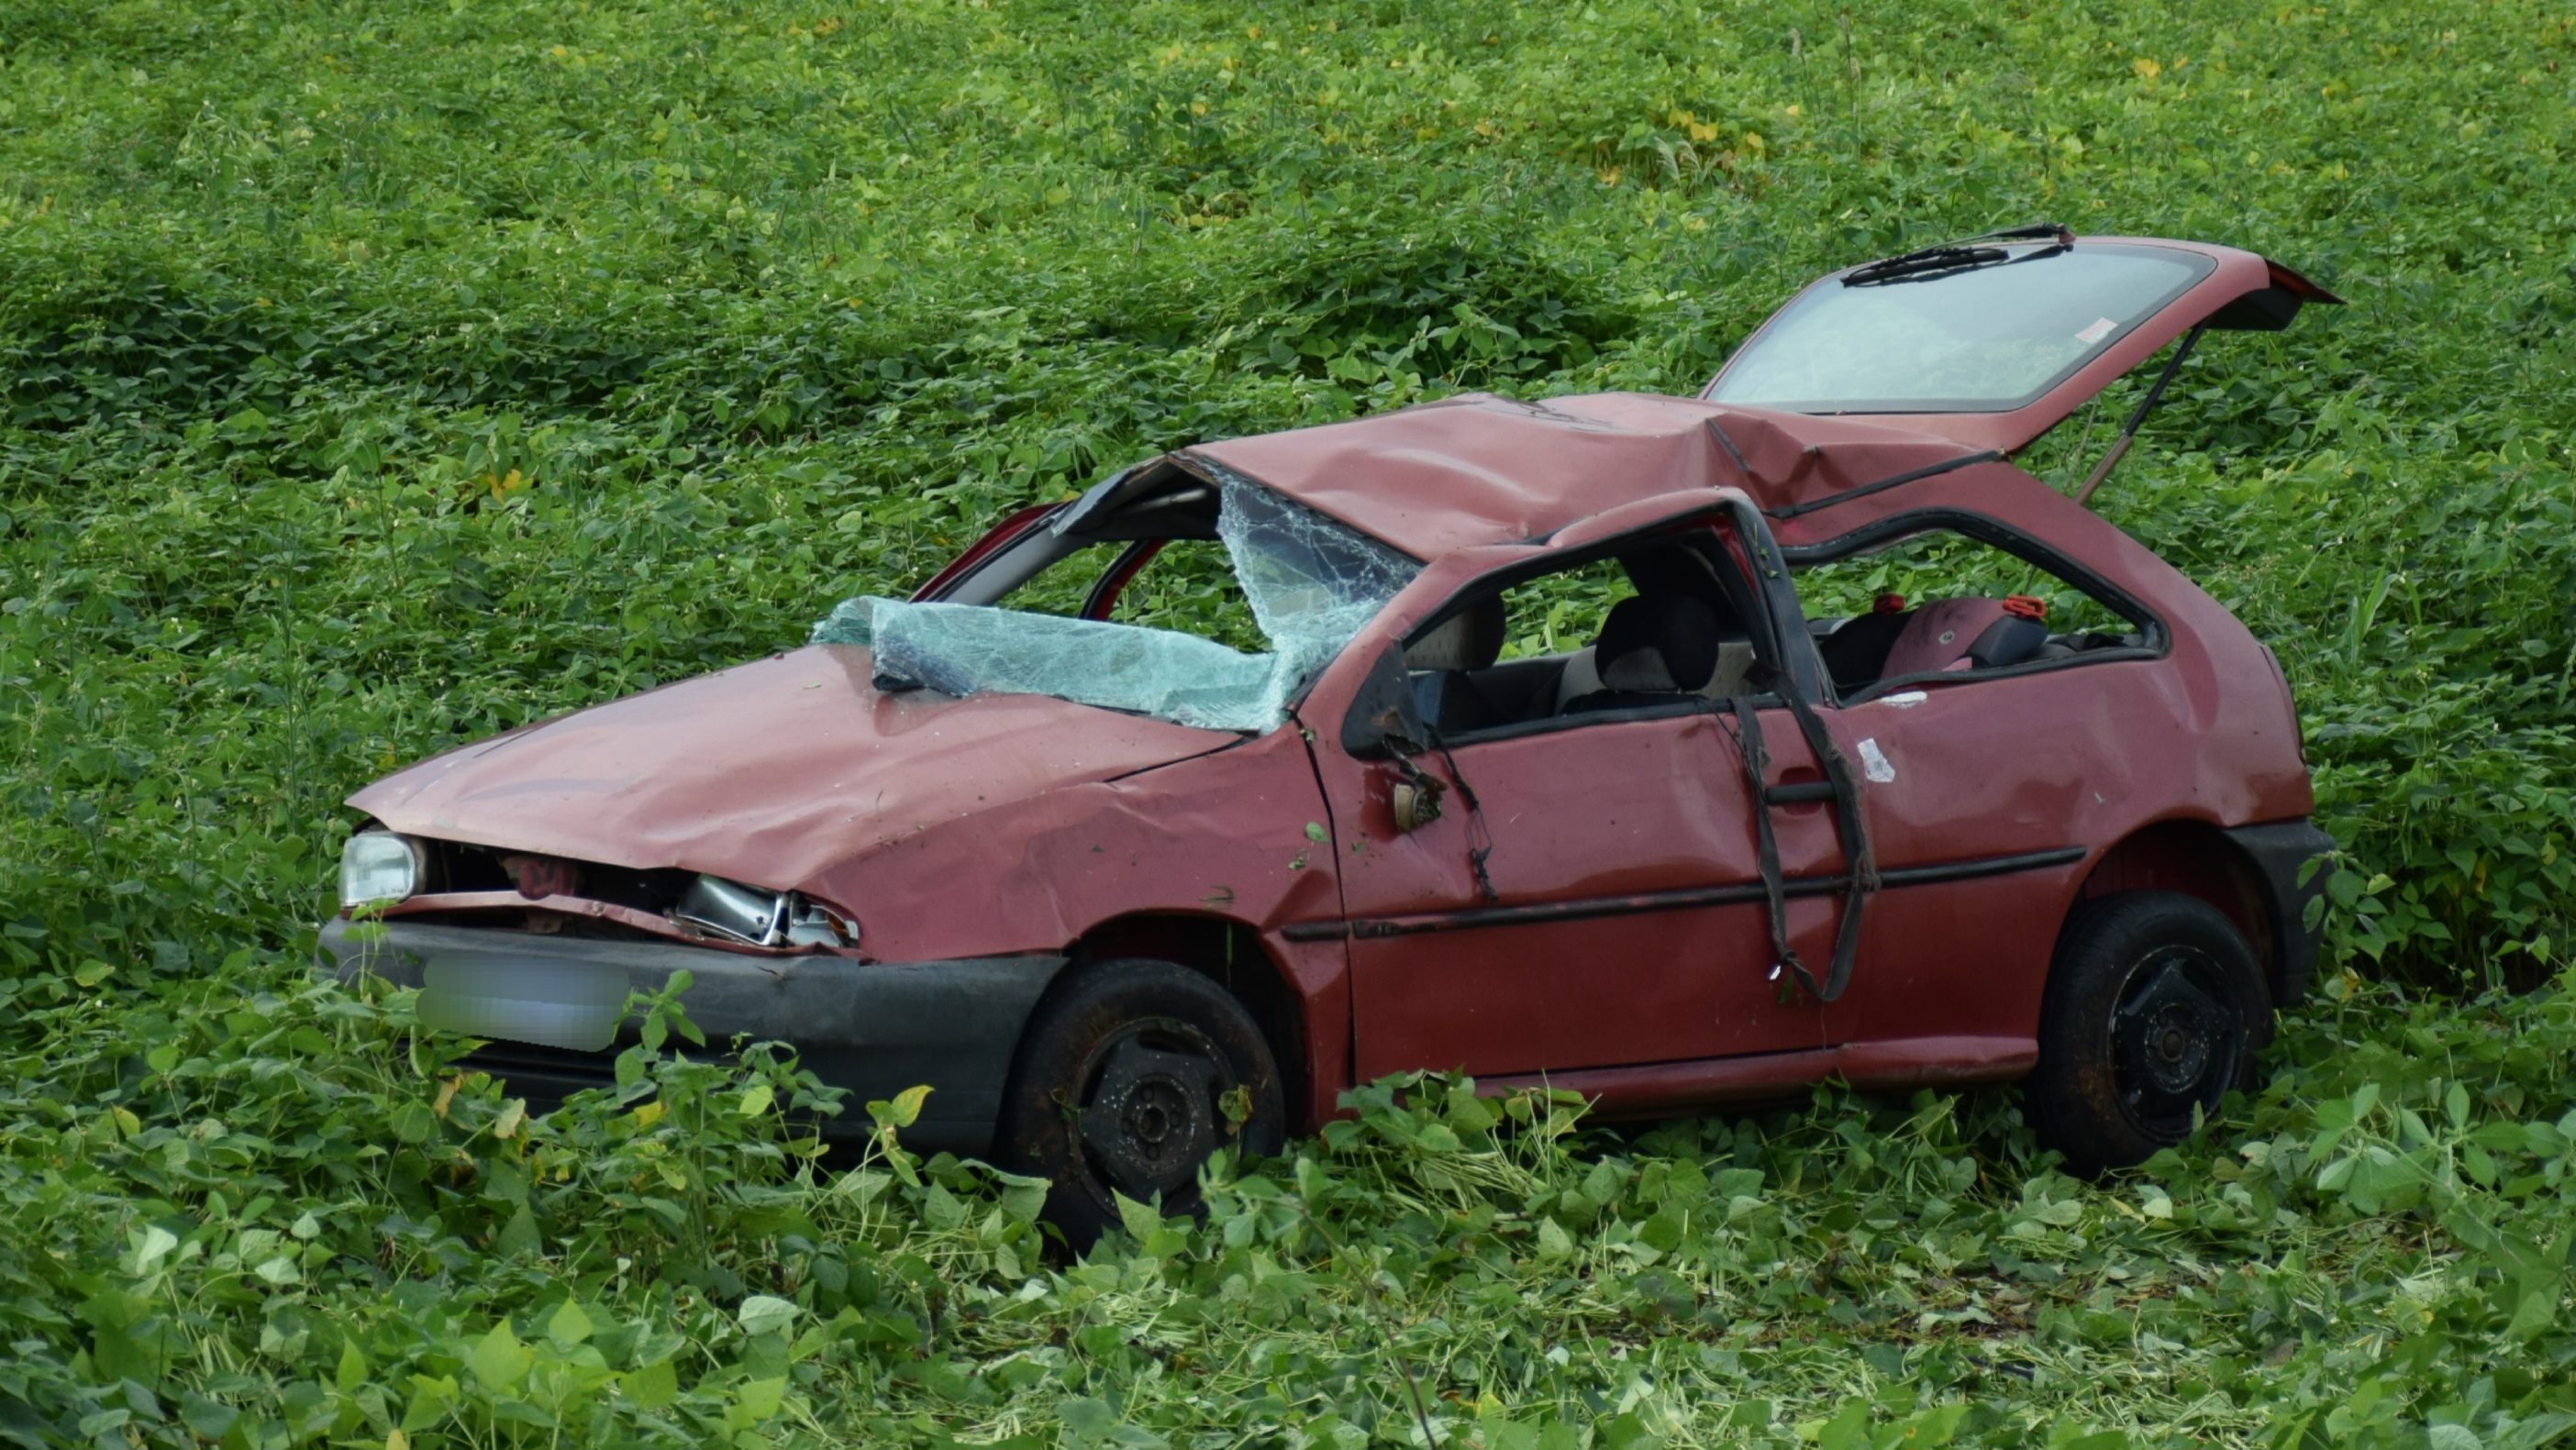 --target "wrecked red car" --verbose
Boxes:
[328,228,2339,1237]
